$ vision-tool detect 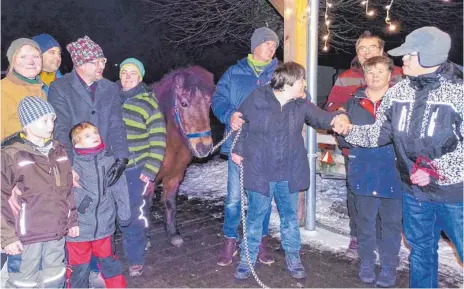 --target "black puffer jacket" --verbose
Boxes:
[346,62,463,203]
